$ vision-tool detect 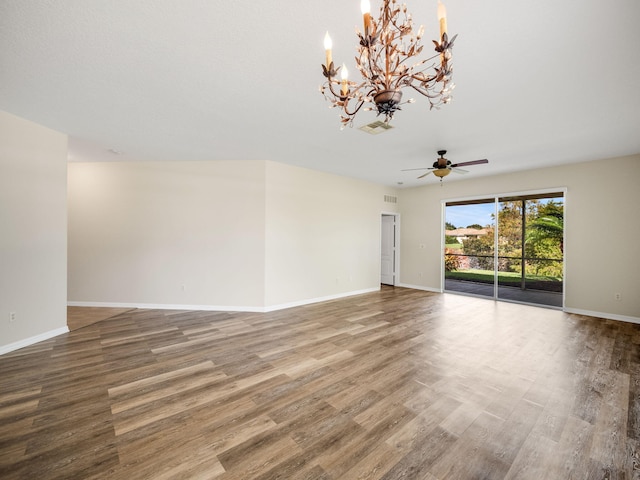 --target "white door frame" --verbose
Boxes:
[381,212,400,286]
